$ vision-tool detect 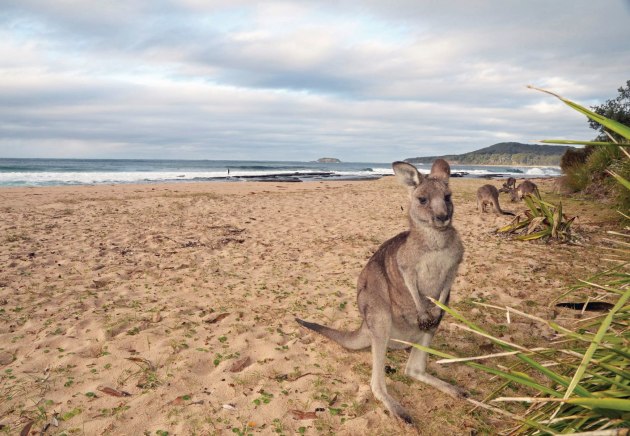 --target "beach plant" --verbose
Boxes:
[530,85,630,211]
[496,191,576,242]
[528,85,630,145]
[587,80,630,144]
